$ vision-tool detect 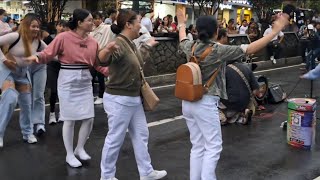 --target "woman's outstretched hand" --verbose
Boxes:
[103,41,119,54]
[24,55,39,64]
[146,37,159,47]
